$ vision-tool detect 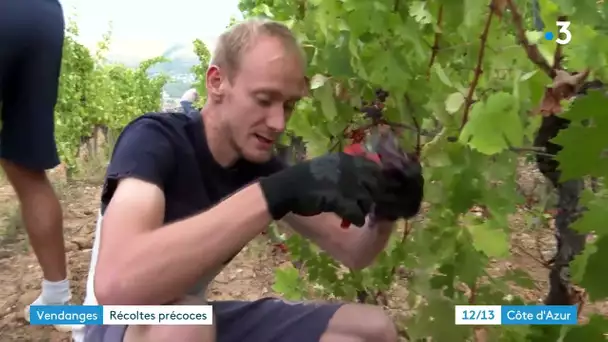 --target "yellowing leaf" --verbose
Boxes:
[445,92,465,113]
[310,74,328,89]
